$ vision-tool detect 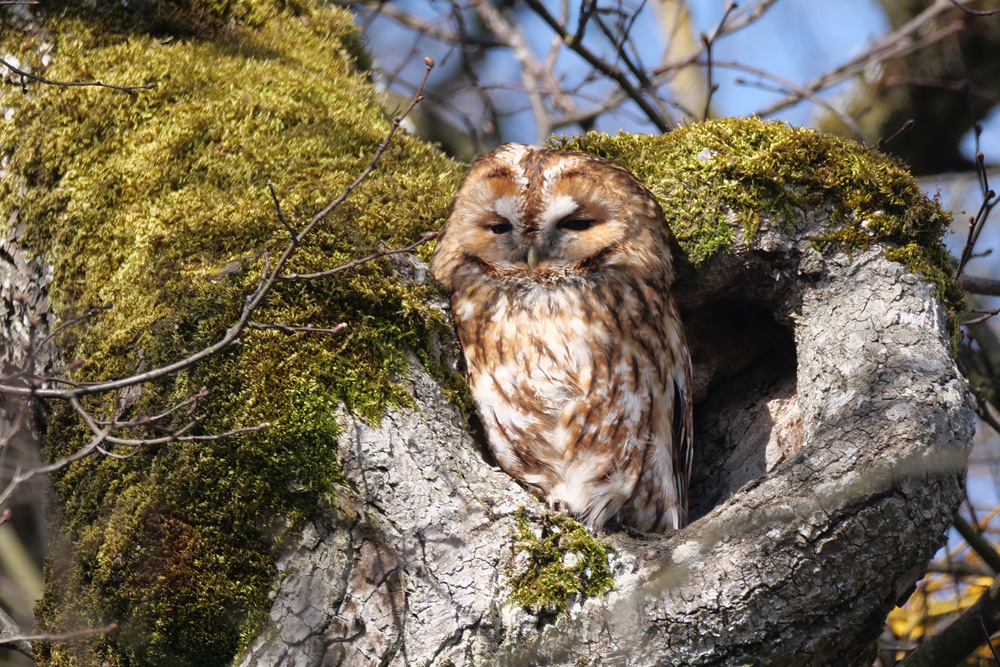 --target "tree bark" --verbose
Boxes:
[239,208,974,666]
